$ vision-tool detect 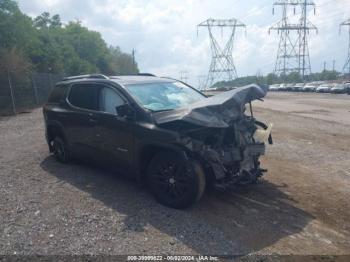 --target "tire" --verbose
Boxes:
[147,151,206,209]
[52,137,70,163]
